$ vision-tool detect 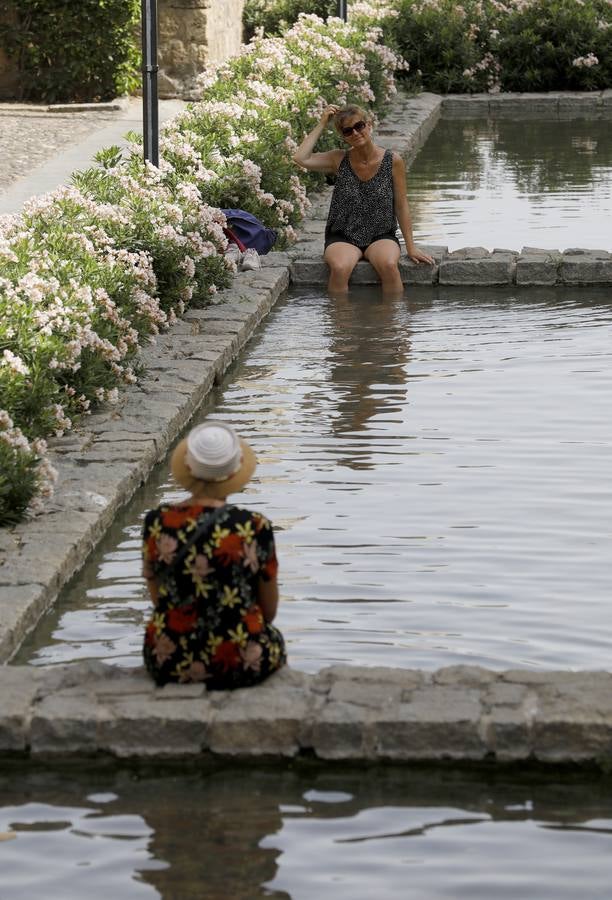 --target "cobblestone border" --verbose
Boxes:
[2,661,612,765]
